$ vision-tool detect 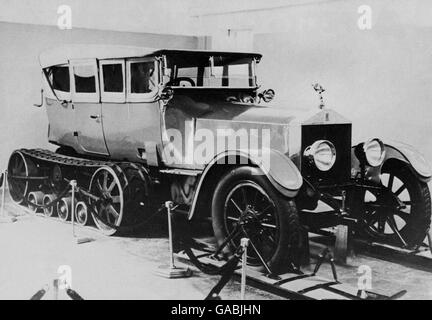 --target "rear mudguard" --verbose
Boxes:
[188,149,303,220]
[352,139,432,183]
